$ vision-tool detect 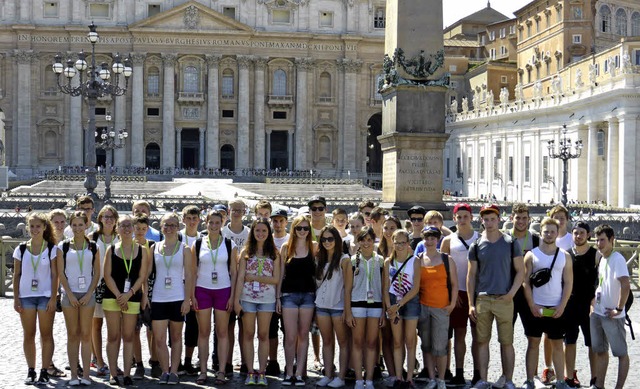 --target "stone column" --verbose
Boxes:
[294,58,312,170]
[175,128,182,169]
[15,50,34,173]
[68,52,83,167]
[130,53,146,167]
[205,54,221,169]
[266,130,272,169]
[161,53,177,168]
[606,119,618,206]
[339,58,362,173]
[576,124,589,202]
[114,53,127,167]
[586,122,598,203]
[287,130,294,170]
[237,55,251,169]
[617,115,637,207]
[199,127,205,168]
[253,57,268,169]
